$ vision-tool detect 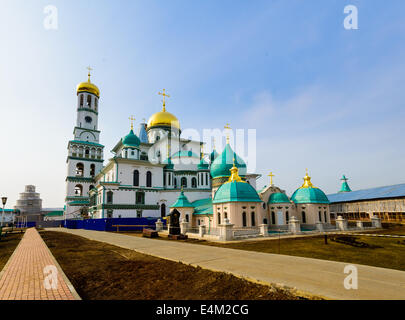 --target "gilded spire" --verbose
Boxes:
[129,115,135,131]
[301,169,314,188]
[227,158,244,183]
[87,66,93,82]
[158,89,170,112]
